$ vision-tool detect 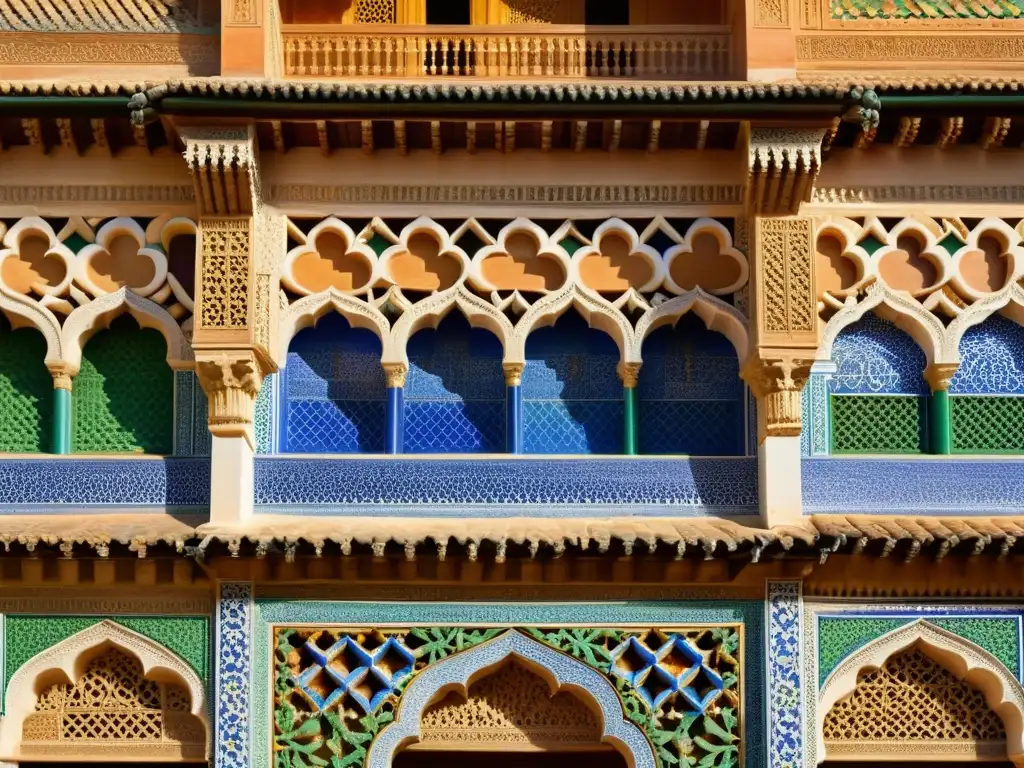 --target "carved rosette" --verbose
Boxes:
[195,352,269,447]
[742,354,813,438]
